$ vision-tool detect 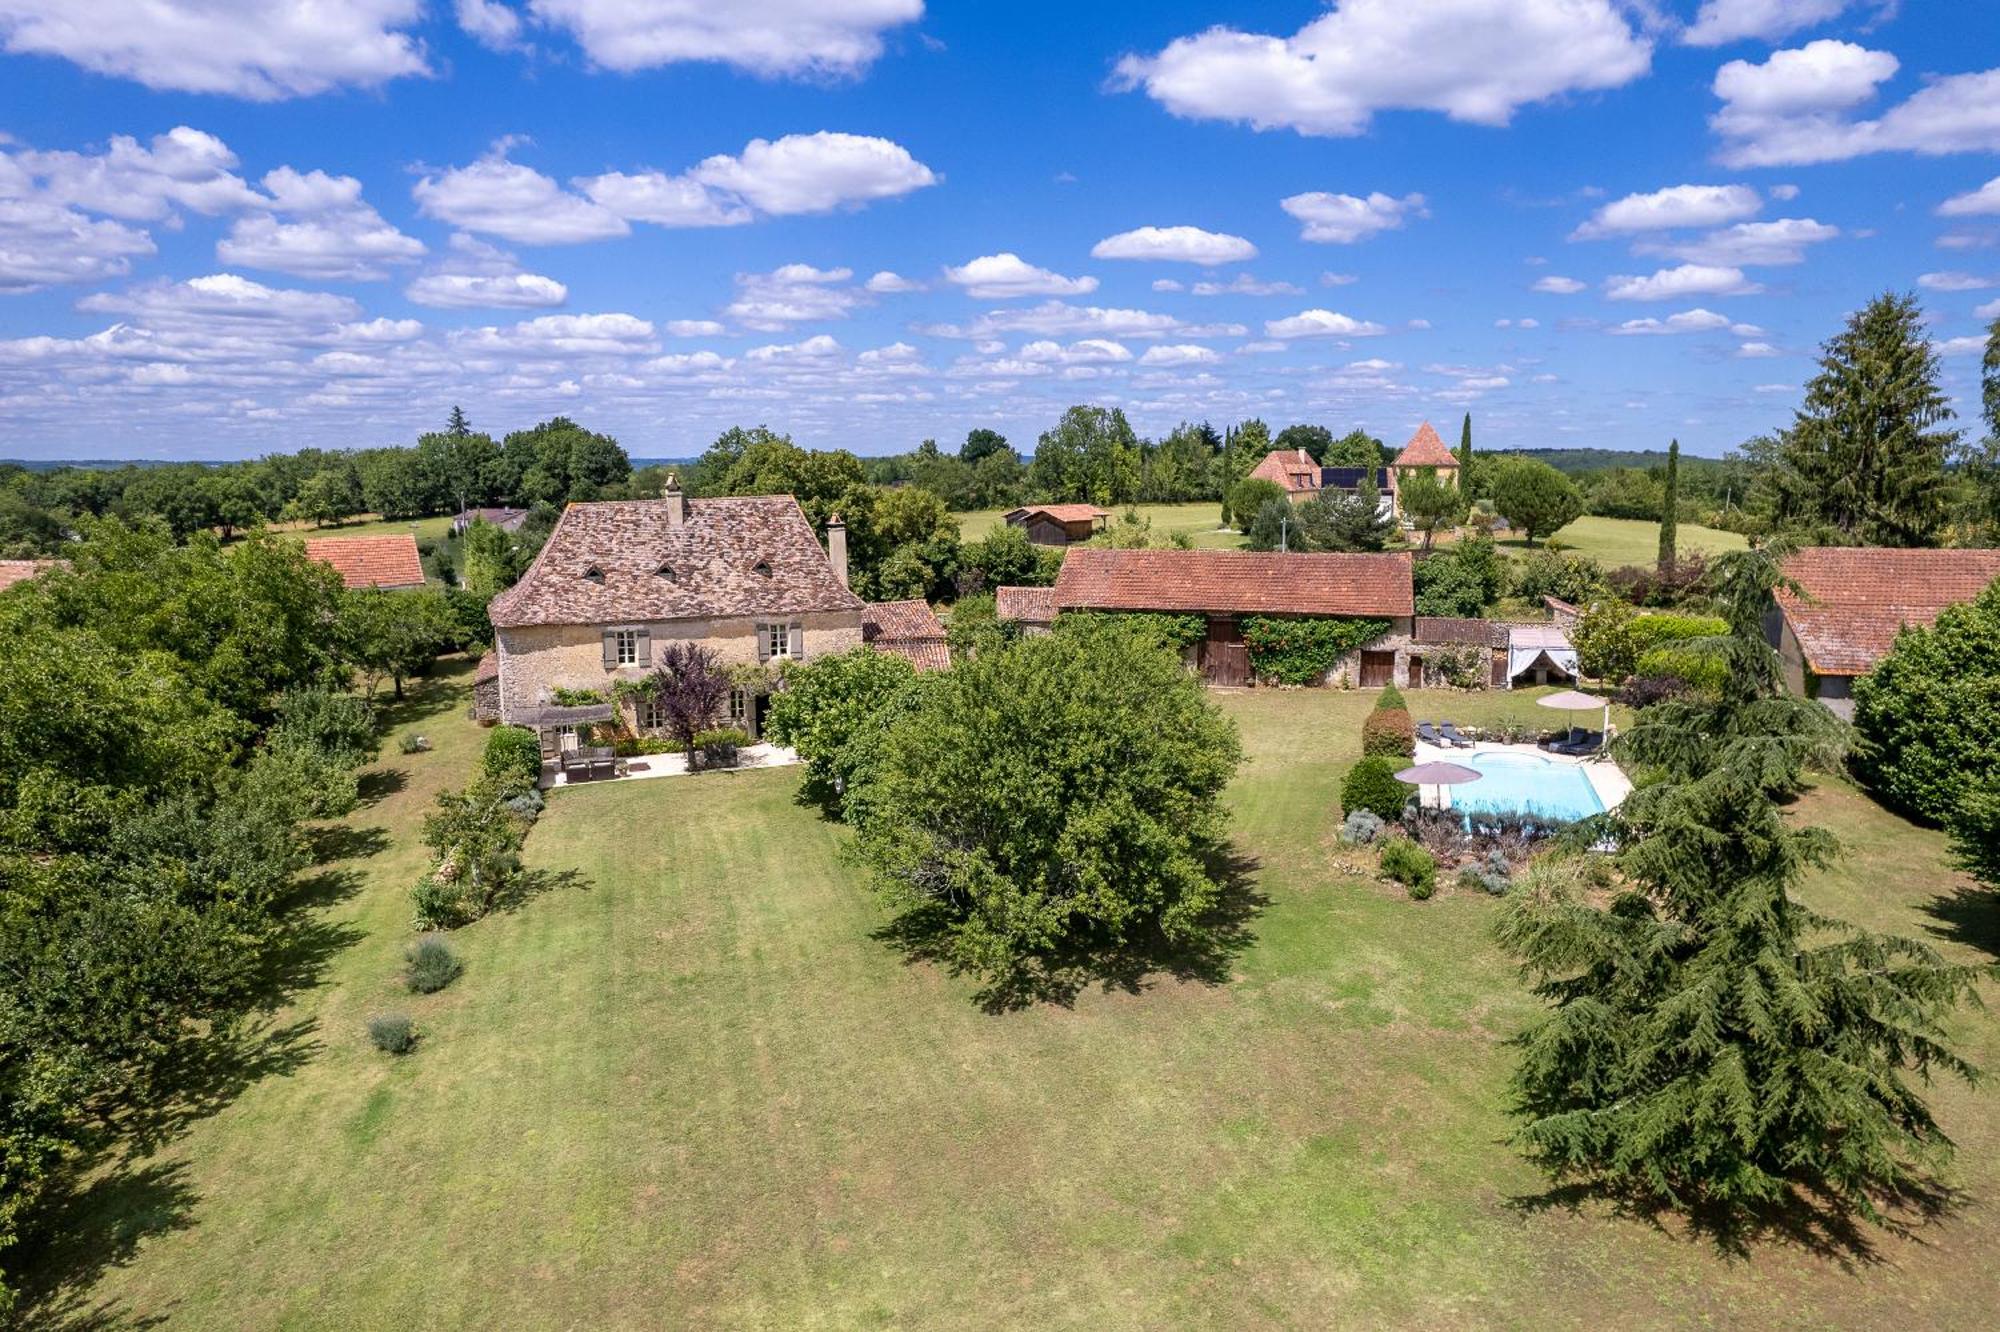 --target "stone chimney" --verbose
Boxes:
[826,512,848,587]
[663,471,687,528]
